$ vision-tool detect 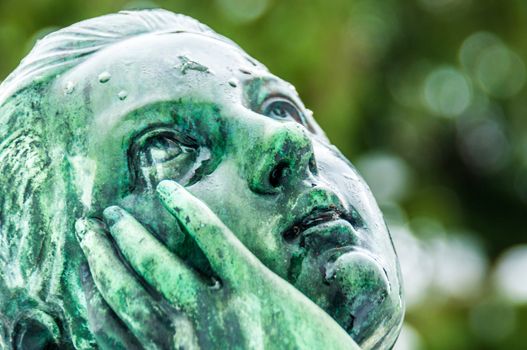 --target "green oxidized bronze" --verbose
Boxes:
[0,9,404,350]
